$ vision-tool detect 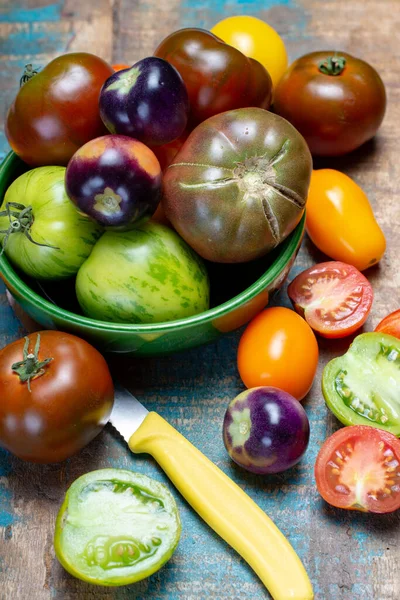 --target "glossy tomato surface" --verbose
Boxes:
[211,15,288,89]
[288,261,374,338]
[163,108,312,263]
[306,169,386,271]
[223,387,310,474]
[100,57,189,146]
[322,332,400,435]
[0,167,102,280]
[375,310,400,340]
[237,307,319,400]
[65,135,162,229]
[315,426,400,513]
[0,331,114,463]
[55,469,181,585]
[76,221,210,324]
[112,63,131,71]
[274,51,386,156]
[6,53,114,166]
[154,28,272,125]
